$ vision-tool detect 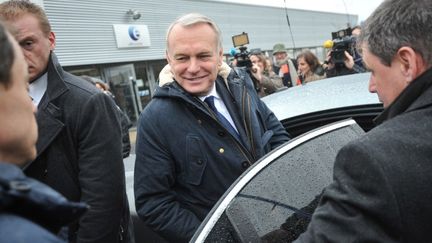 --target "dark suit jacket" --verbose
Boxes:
[296,68,432,242]
[24,53,131,243]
